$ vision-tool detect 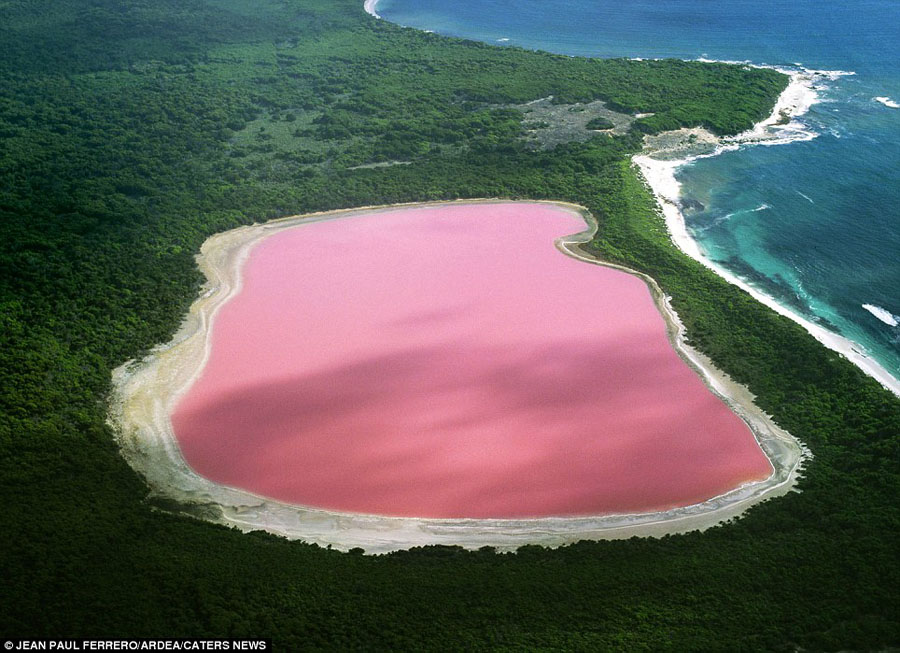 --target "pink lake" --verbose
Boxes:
[172,203,772,519]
